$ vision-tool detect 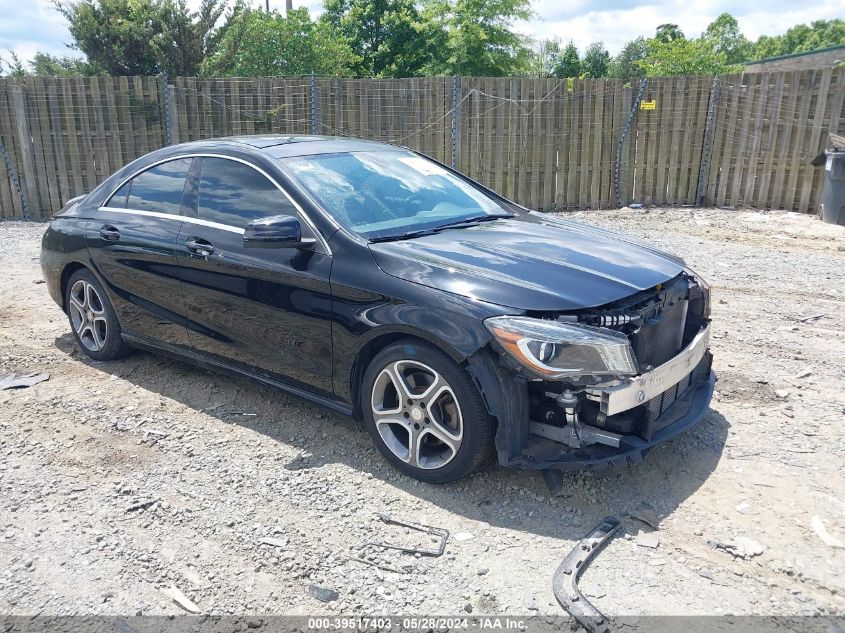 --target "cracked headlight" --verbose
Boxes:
[484,316,639,380]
